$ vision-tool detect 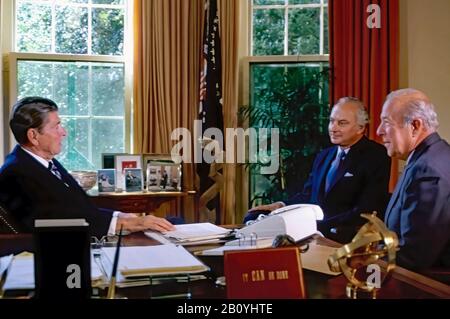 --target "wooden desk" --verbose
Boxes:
[1,233,449,299]
[88,190,193,217]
